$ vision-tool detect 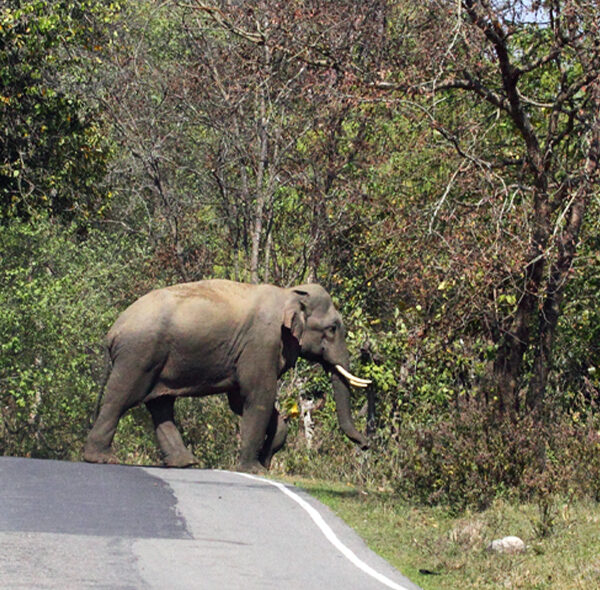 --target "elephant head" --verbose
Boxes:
[283,284,370,449]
